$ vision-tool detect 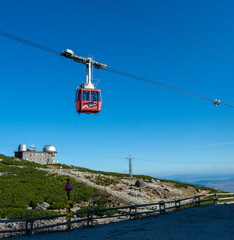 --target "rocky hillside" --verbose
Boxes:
[43,166,216,206]
[0,154,218,219]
